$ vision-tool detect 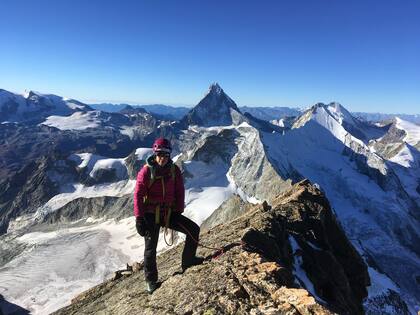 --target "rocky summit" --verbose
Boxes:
[53,180,369,315]
[179,83,245,128]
